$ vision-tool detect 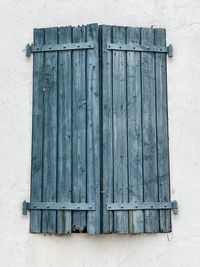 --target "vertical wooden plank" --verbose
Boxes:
[72,26,87,232]
[42,27,58,233]
[30,28,44,233]
[102,25,113,233]
[141,28,159,232]
[126,27,144,233]
[57,26,72,234]
[112,26,129,233]
[155,28,171,232]
[86,24,100,234]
